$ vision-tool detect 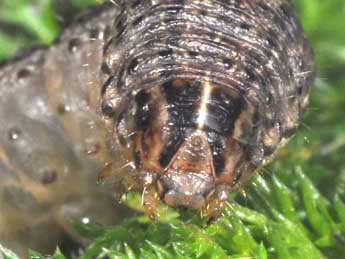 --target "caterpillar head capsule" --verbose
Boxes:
[103,77,265,219]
